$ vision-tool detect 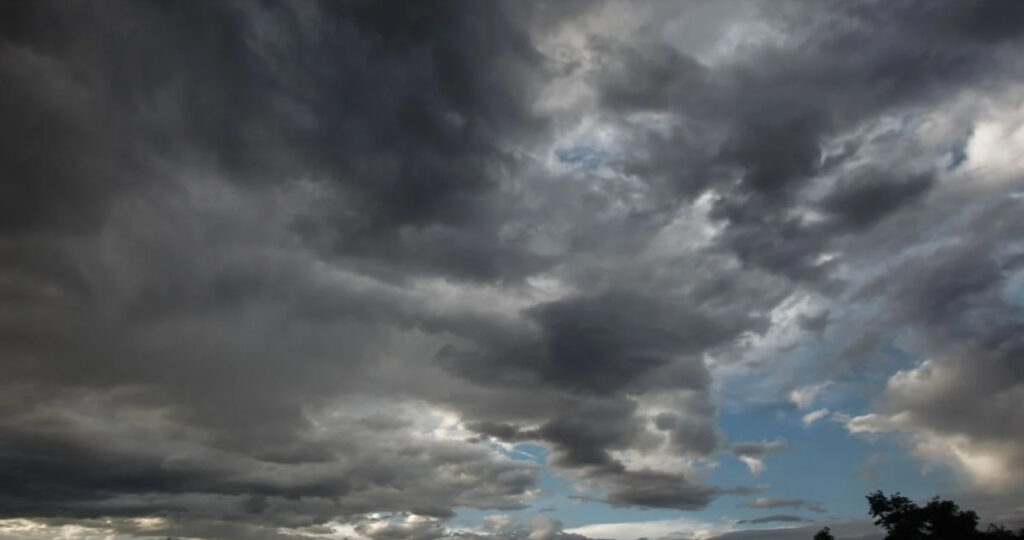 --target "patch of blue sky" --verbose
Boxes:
[455,321,944,532]
[711,337,850,415]
[714,406,953,527]
[555,145,614,172]
[454,408,955,533]
[704,321,962,526]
